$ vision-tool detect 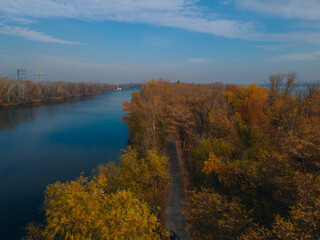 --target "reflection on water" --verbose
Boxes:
[0,97,97,131]
[0,91,133,240]
[0,107,36,131]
